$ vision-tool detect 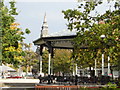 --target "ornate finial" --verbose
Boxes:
[43,12,47,23]
[41,13,48,37]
